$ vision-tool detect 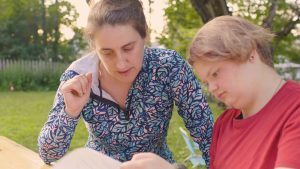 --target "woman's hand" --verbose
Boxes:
[120,153,175,169]
[61,73,92,118]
